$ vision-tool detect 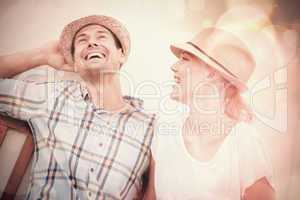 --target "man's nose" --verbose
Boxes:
[88,39,99,48]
